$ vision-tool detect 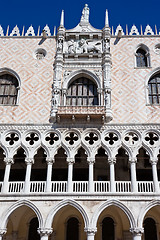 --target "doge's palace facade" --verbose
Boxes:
[0,5,160,240]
